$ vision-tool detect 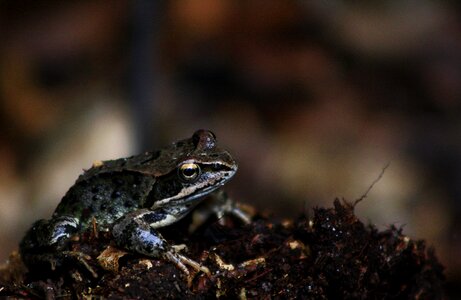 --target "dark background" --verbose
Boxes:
[1,0,460,296]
